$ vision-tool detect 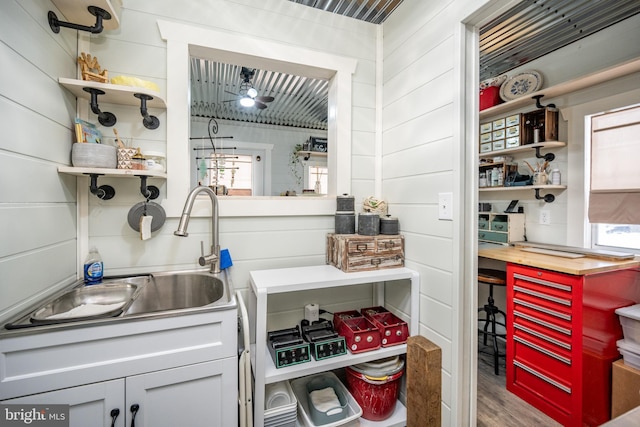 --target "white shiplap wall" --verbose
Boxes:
[381,1,484,424]
[0,0,78,322]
